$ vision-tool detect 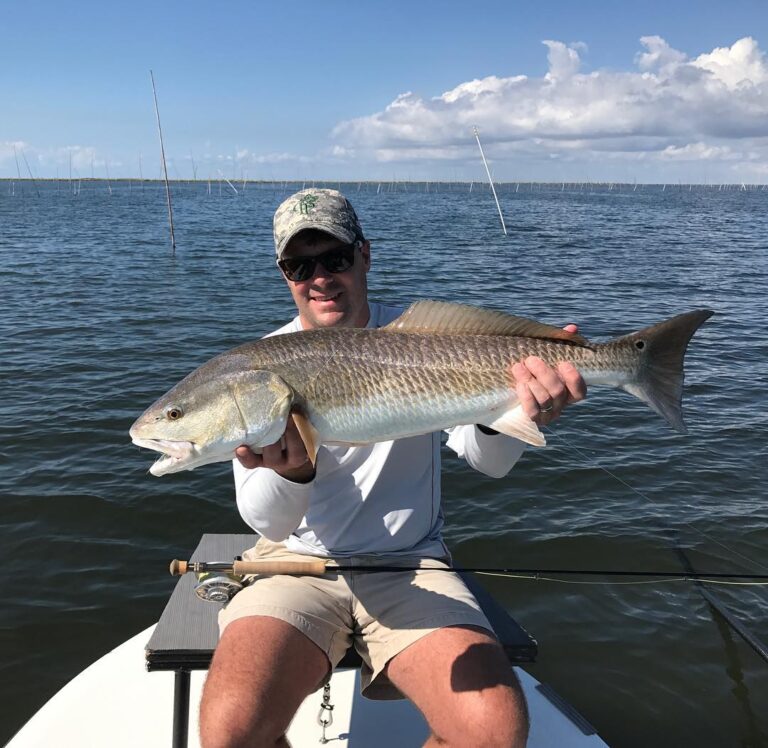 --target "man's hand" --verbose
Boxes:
[235,415,316,483]
[511,324,587,426]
